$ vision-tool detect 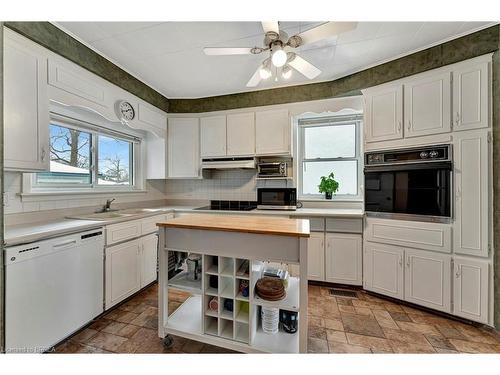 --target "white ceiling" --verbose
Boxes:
[54,21,494,99]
